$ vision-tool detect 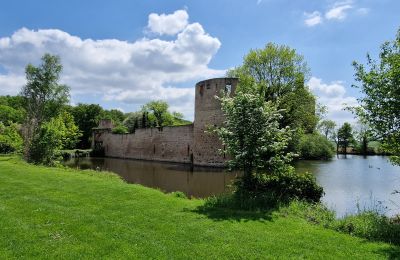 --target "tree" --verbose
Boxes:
[0,122,23,154]
[59,111,82,150]
[20,54,70,160]
[69,104,104,148]
[228,43,310,102]
[337,122,354,155]
[215,90,293,178]
[352,28,400,164]
[228,43,318,144]
[318,120,337,139]
[214,90,323,208]
[142,100,173,128]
